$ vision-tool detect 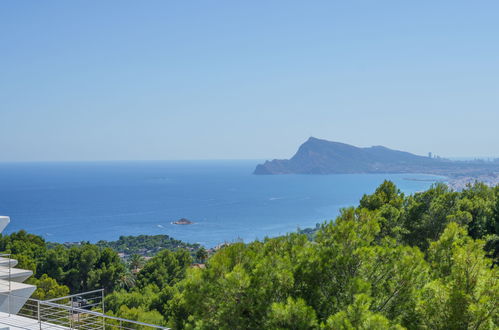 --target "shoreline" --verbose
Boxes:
[445,174,499,191]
